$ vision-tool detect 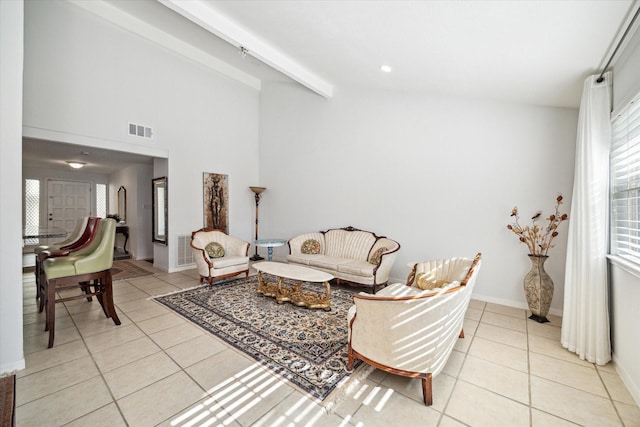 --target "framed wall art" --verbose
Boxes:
[203,172,229,233]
